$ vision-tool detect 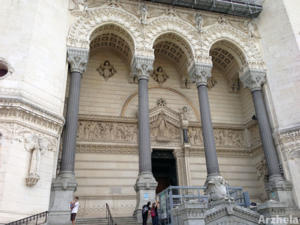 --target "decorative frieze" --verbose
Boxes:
[278,128,300,160]
[188,127,244,148]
